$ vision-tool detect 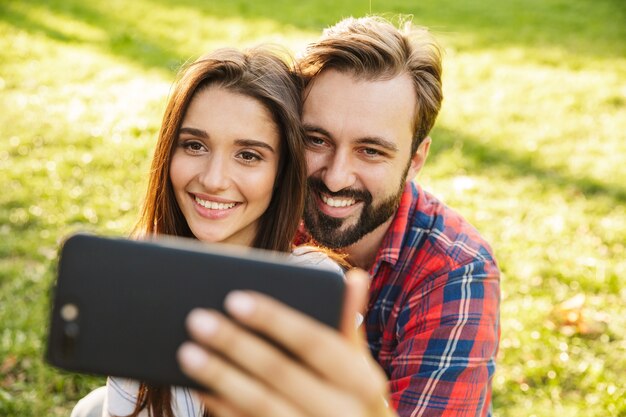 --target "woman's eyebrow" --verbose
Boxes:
[179,127,208,138]
[179,128,275,152]
[234,139,276,153]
